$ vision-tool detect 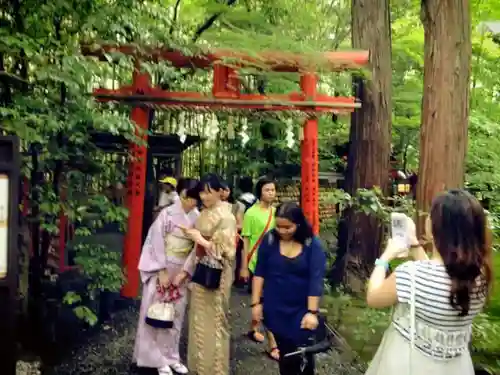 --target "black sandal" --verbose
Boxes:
[266,347,280,362]
[246,330,265,343]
